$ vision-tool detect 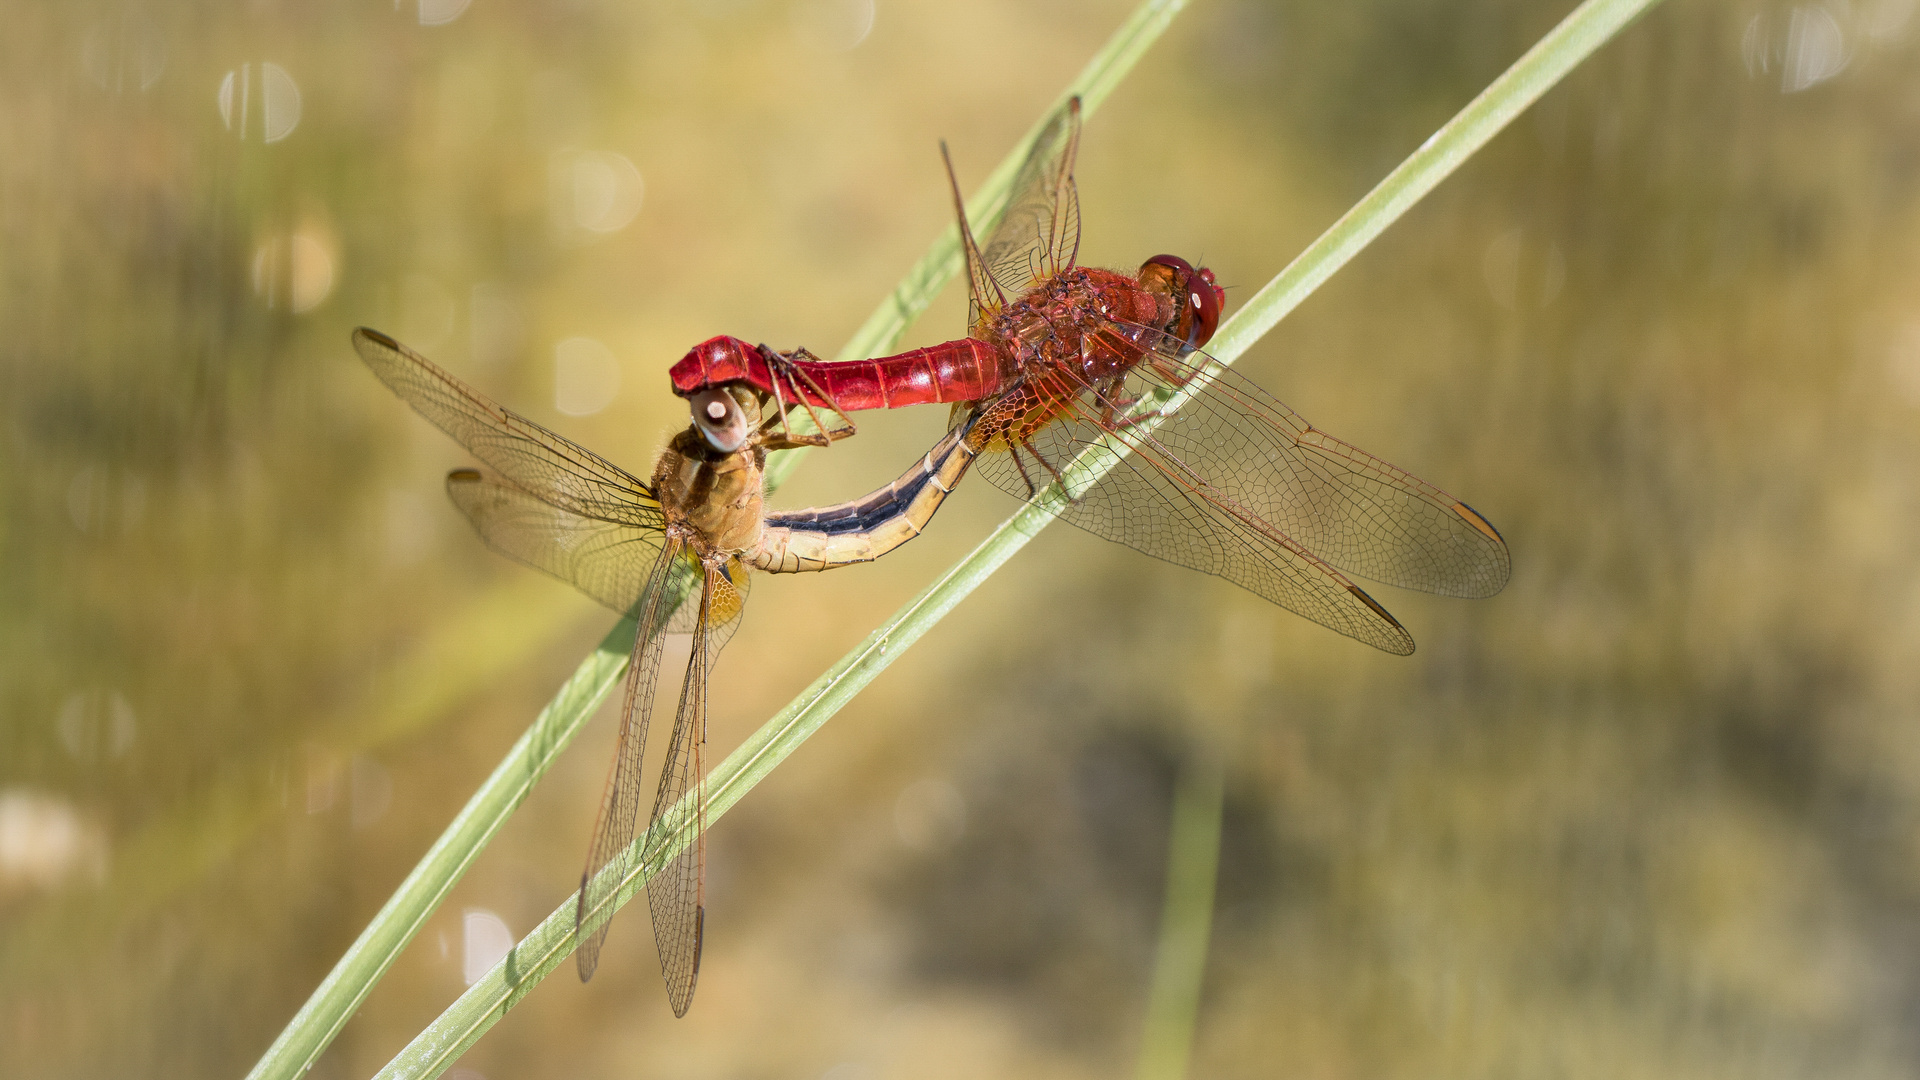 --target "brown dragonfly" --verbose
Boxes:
[669,98,1510,654]
[352,327,975,1016]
